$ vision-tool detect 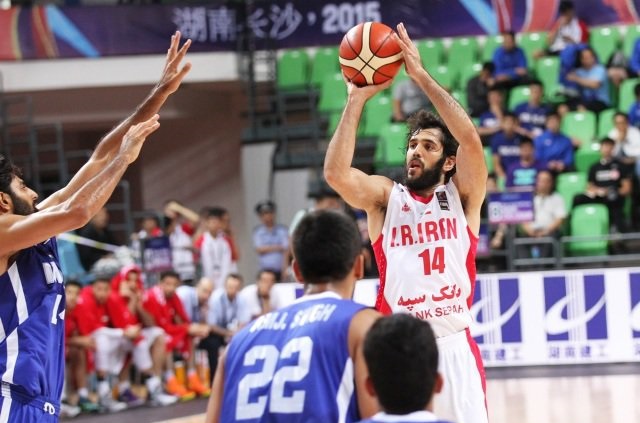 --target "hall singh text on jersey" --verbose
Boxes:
[248,303,337,333]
